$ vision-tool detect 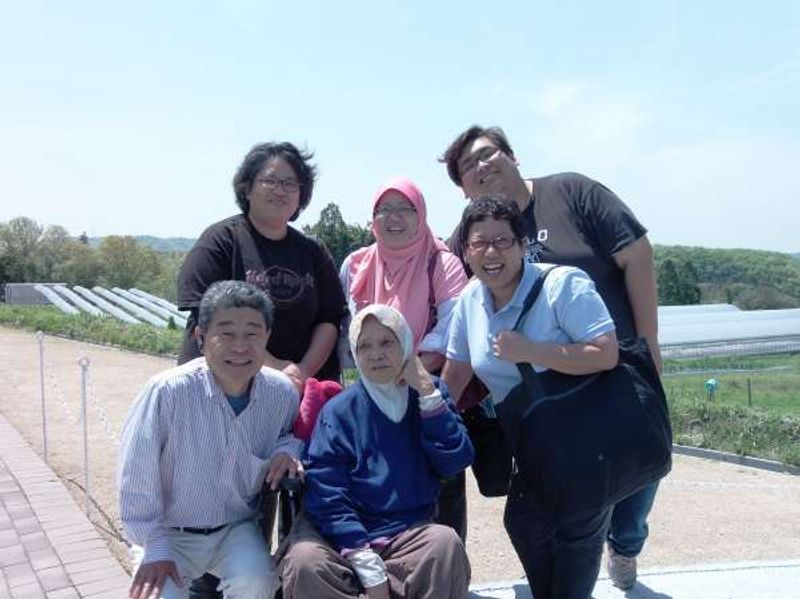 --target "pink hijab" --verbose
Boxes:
[348,177,451,347]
